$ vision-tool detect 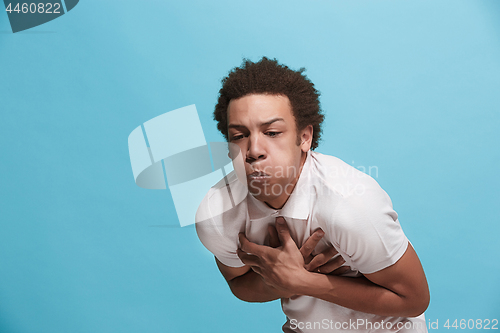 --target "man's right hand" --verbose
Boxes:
[267,222,350,276]
[216,218,351,303]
